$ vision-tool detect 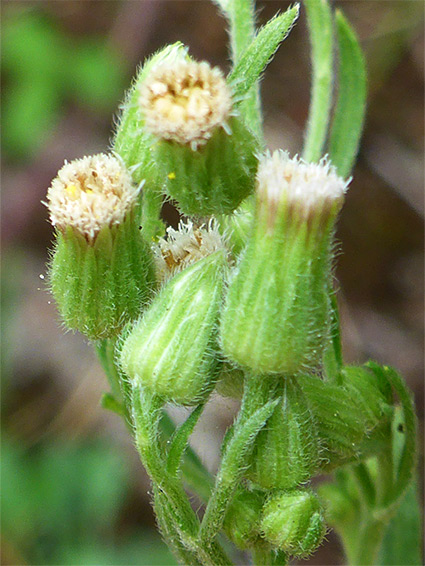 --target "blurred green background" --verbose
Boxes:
[1,1,423,565]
